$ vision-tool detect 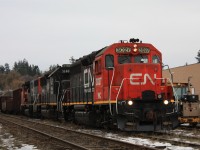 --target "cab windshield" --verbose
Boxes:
[118,55,131,64]
[118,55,149,64]
[134,55,148,63]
